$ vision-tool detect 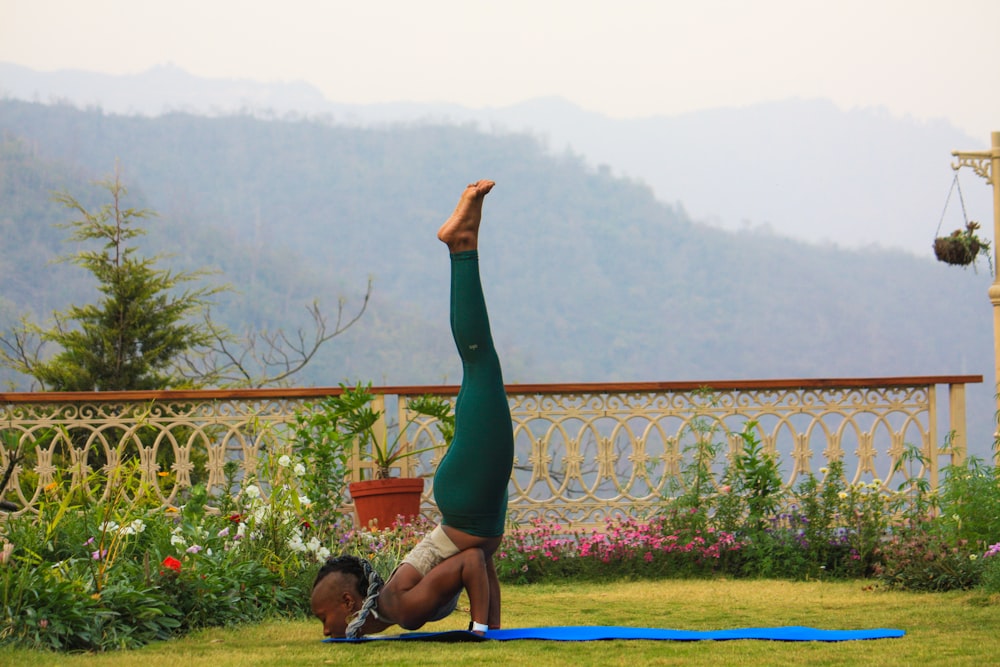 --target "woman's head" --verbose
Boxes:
[311,555,383,638]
